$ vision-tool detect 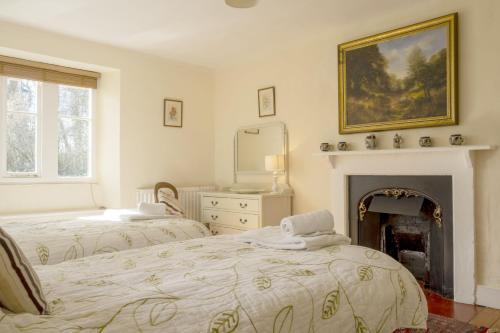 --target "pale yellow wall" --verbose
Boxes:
[213,0,500,287]
[0,184,97,213]
[0,20,214,213]
[95,71,121,208]
[119,60,214,207]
